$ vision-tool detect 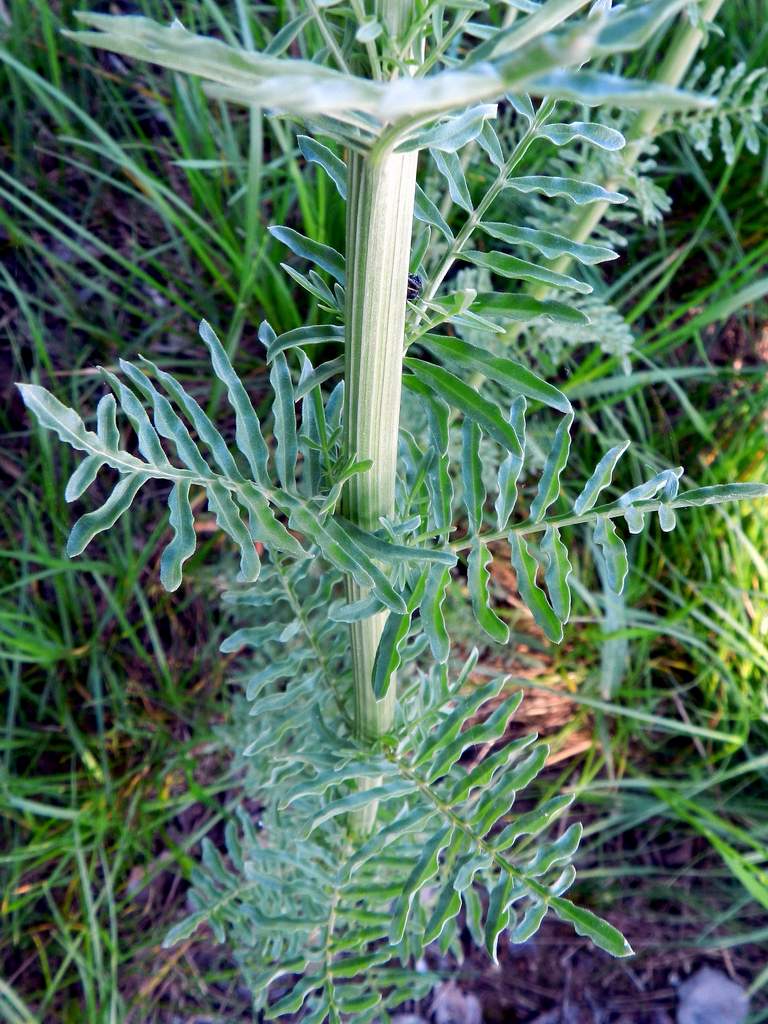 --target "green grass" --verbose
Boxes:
[0,3,315,1019]
[2,1,768,1020]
